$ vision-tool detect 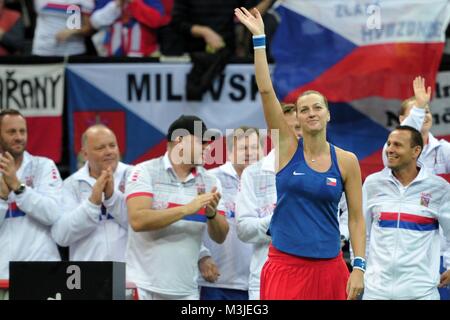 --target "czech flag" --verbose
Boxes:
[272,0,450,179]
